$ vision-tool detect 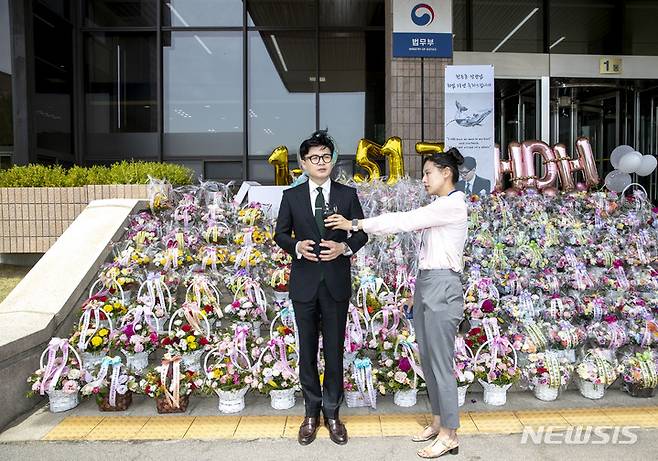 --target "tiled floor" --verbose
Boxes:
[42,406,658,441]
